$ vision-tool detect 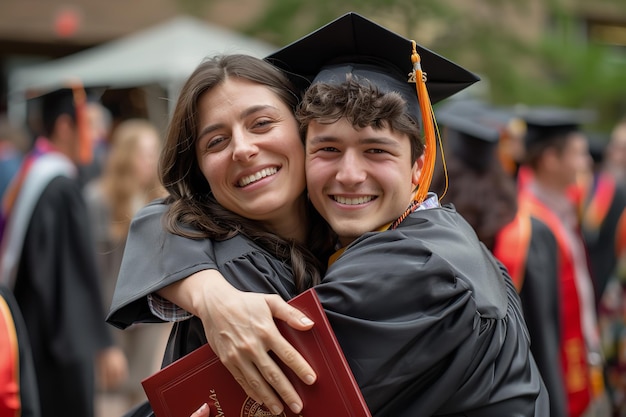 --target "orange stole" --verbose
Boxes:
[519,190,592,417]
[493,209,532,291]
